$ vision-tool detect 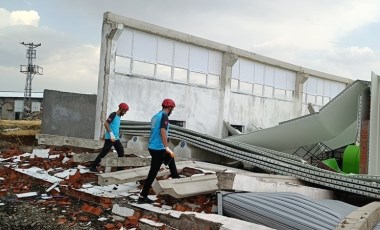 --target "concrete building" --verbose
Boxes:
[0,91,43,120]
[95,12,353,139]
